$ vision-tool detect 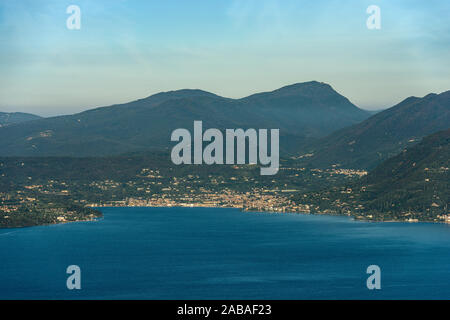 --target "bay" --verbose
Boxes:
[0,207,449,299]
